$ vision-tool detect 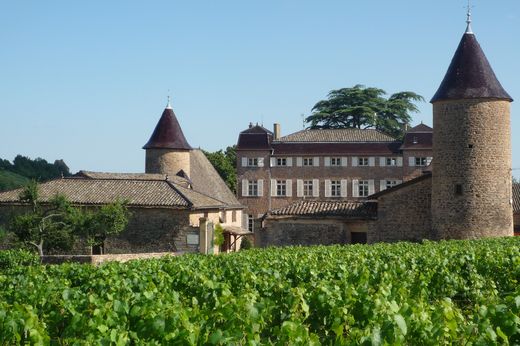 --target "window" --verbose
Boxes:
[276,180,287,196]
[386,157,398,166]
[247,215,255,232]
[386,180,400,189]
[455,184,463,195]
[330,157,341,166]
[248,158,258,167]
[276,158,287,166]
[303,180,313,197]
[248,180,259,196]
[303,158,314,166]
[232,210,237,222]
[415,157,428,166]
[358,157,369,166]
[358,180,369,197]
[330,180,341,197]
